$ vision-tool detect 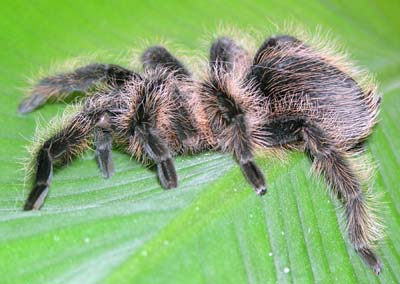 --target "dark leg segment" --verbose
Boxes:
[24,114,92,210]
[94,113,114,178]
[141,46,190,77]
[19,64,136,113]
[301,121,381,275]
[259,117,304,147]
[140,127,177,189]
[233,114,266,195]
[24,148,53,210]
